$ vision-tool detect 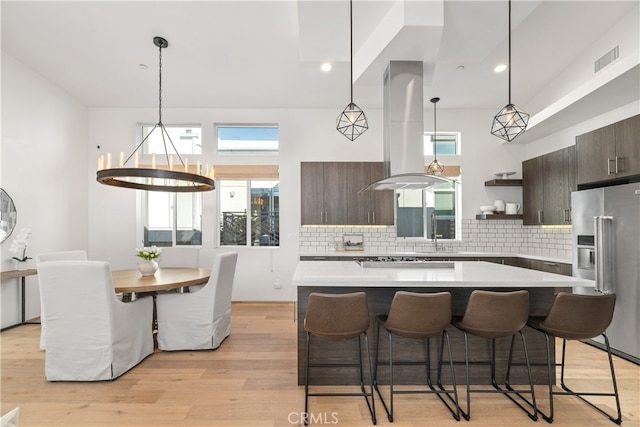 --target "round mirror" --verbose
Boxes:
[0,188,17,244]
